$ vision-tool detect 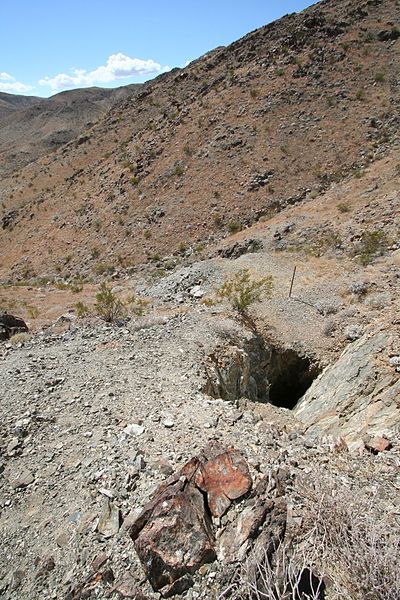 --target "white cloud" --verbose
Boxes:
[0,72,32,93]
[39,53,169,91]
